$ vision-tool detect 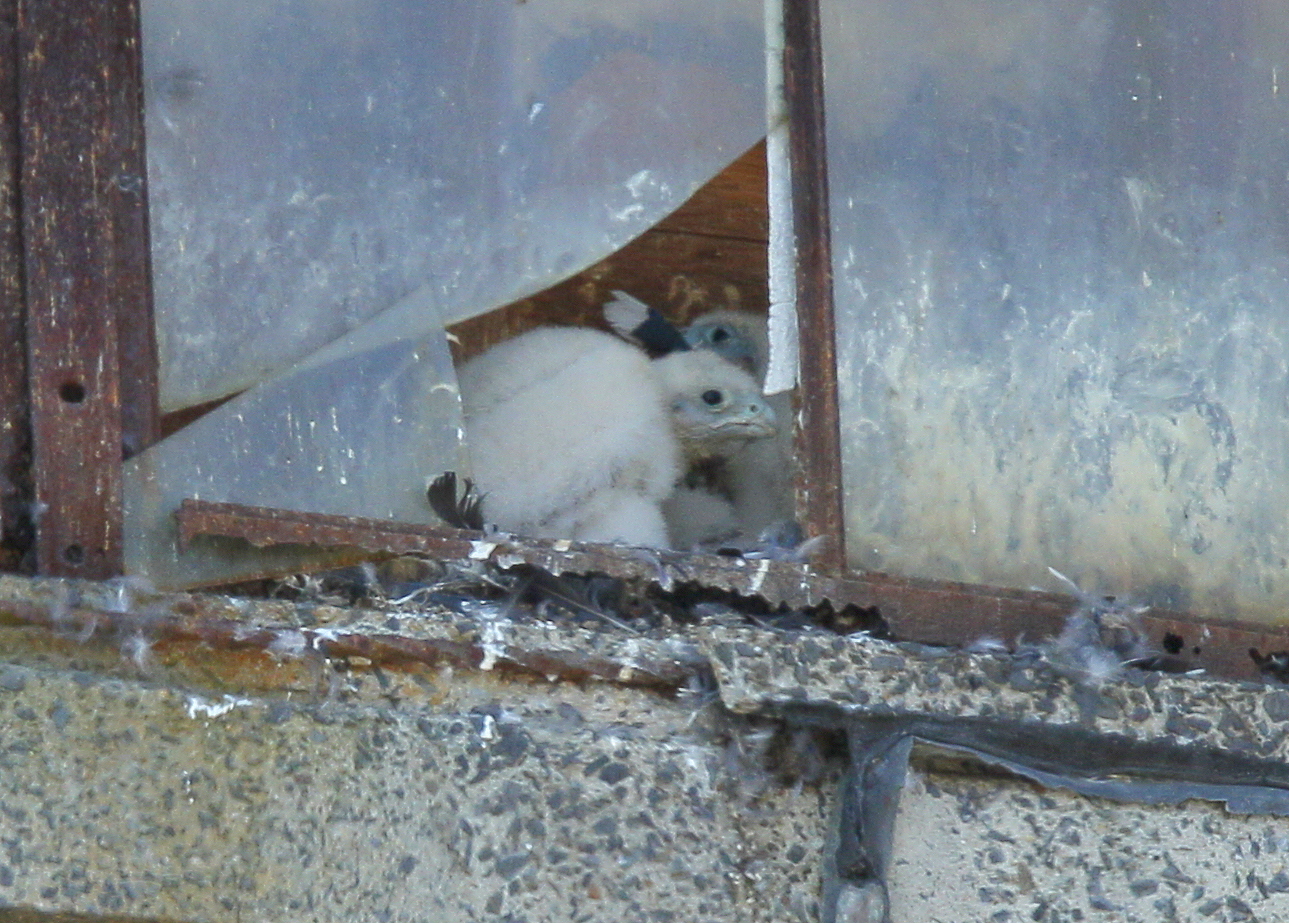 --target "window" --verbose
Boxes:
[132,0,775,586]
[7,0,1289,684]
